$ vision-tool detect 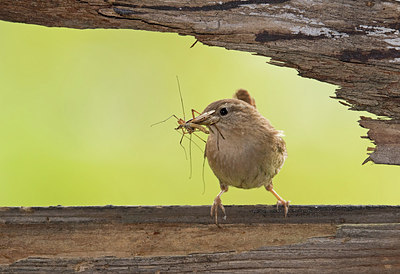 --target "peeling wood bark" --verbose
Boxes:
[360,116,400,165]
[1,0,400,165]
[0,206,399,272]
